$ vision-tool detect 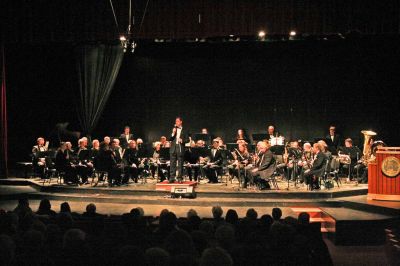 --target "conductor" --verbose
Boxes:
[169,117,189,183]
